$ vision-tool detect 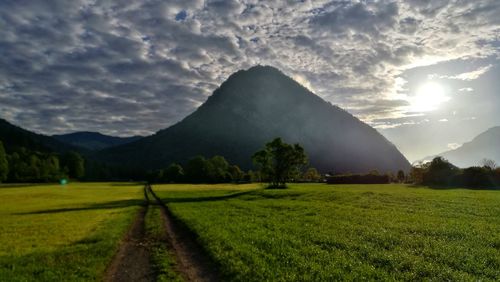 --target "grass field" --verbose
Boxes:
[153,183,500,281]
[0,182,143,281]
